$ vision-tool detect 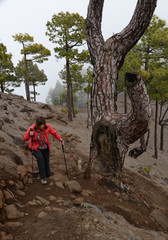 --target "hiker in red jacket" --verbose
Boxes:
[23,116,64,184]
